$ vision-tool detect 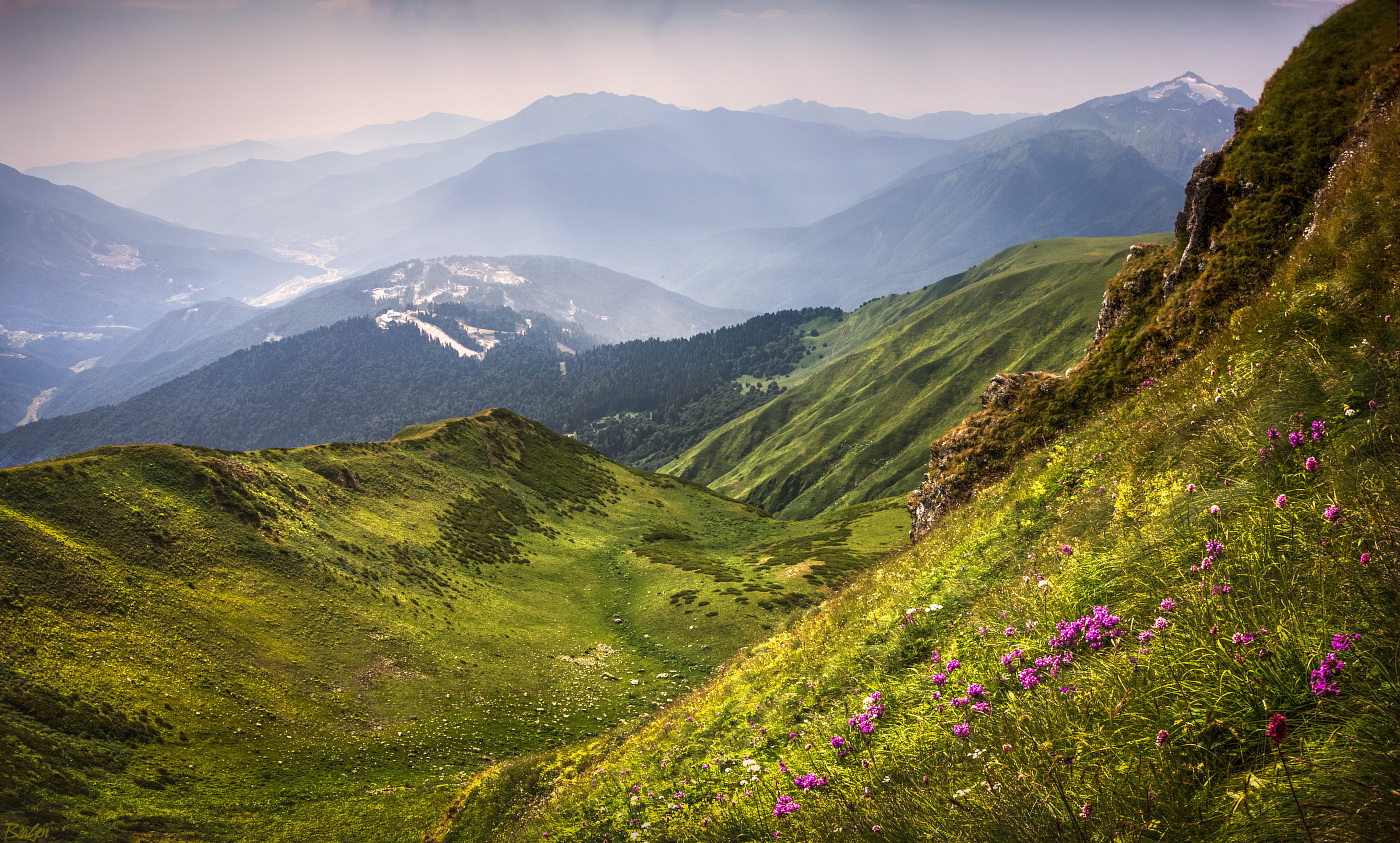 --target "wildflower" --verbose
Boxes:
[772,795,800,817]
[1267,428,1280,440]
[1205,540,1224,557]
[1000,648,1024,666]
[830,736,848,757]
[1018,668,1041,688]
[1079,804,1092,820]
[952,722,971,739]
[1060,545,1073,556]
[1305,457,1318,472]
[1210,505,1221,515]
[1288,430,1305,448]
[945,659,961,672]
[1311,652,1346,696]
[1360,552,1371,565]
[1276,494,1288,508]
[931,672,949,686]
[1002,744,1013,751]
[1332,633,1361,652]
[1186,483,1197,493]
[1324,505,1342,522]
[966,683,987,698]
[1138,630,1154,643]
[1004,627,1017,637]
[1159,598,1177,612]
[1311,420,1326,440]
[1155,730,1170,747]
[793,773,827,791]
[1267,714,1288,746]
[1057,685,1077,693]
